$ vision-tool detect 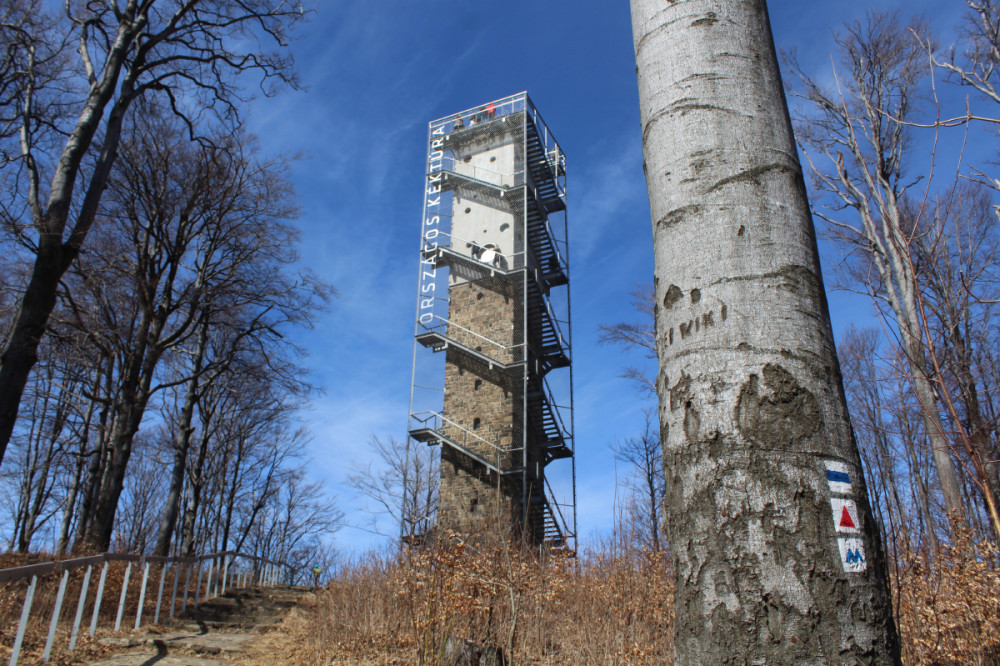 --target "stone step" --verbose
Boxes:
[87,655,222,666]
[178,616,283,631]
[99,631,256,656]
[84,586,307,665]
